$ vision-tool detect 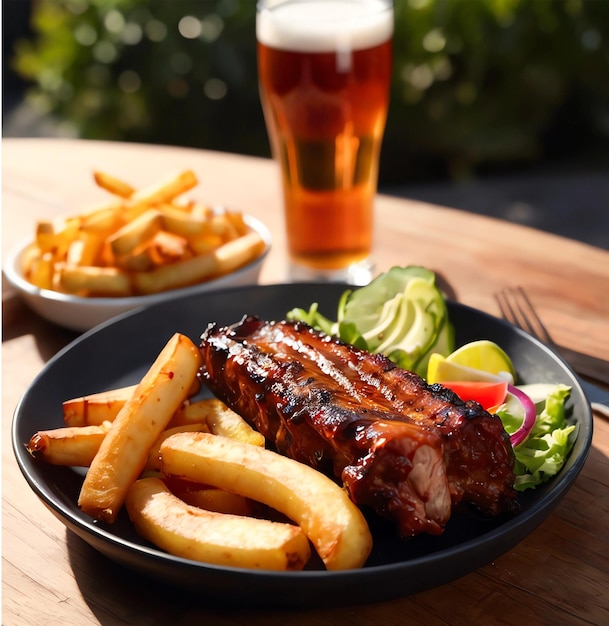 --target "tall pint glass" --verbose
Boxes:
[257,0,393,284]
